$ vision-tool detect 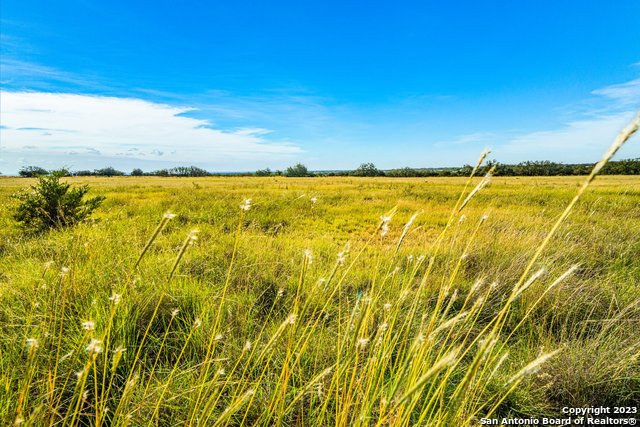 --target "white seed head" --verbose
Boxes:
[82,320,95,331]
[26,338,39,349]
[357,337,370,349]
[304,249,313,264]
[60,266,70,274]
[171,308,180,318]
[109,293,121,305]
[240,198,252,211]
[193,318,202,329]
[164,212,177,219]
[286,313,296,325]
[85,339,103,354]
[310,197,318,204]
[243,341,252,351]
